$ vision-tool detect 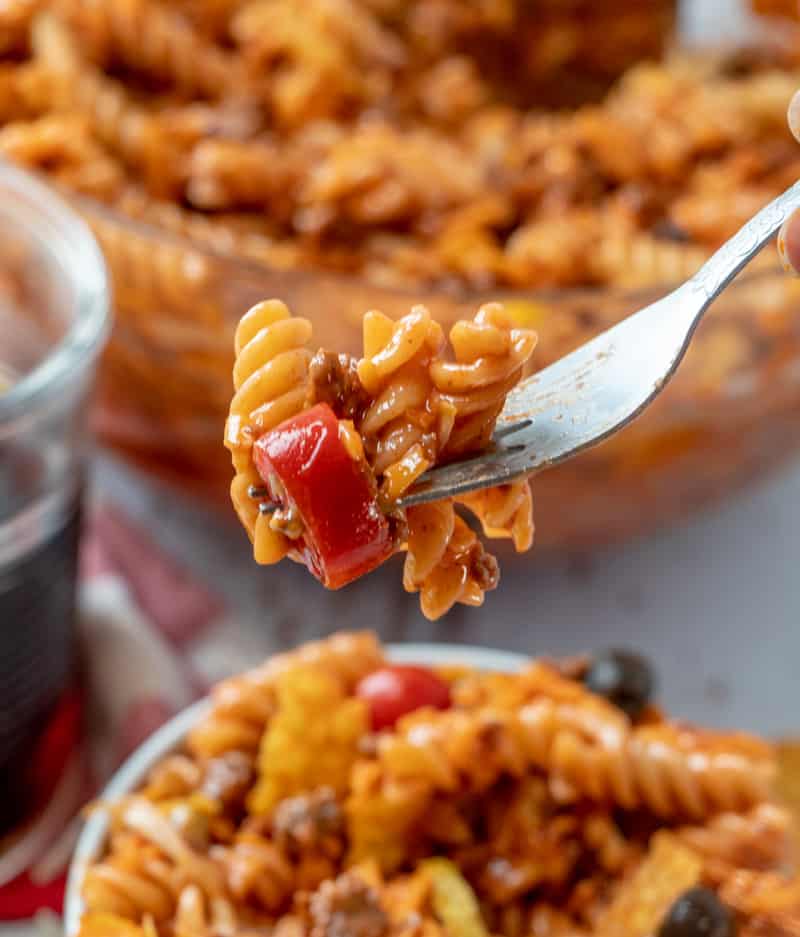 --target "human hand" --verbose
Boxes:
[779,90,800,273]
